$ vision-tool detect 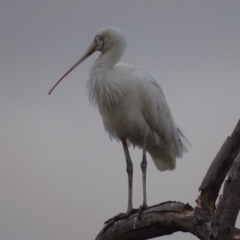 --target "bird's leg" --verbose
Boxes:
[104,139,137,227]
[141,137,147,207]
[138,137,148,219]
[122,139,133,212]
